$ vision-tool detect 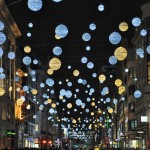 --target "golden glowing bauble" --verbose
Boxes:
[98,74,106,82]
[0,88,5,96]
[16,87,20,91]
[66,79,69,82]
[119,22,128,32]
[72,119,77,124]
[59,95,63,100]
[115,79,122,87]
[17,98,24,105]
[47,99,52,104]
[26,104,31,110]
[24,46,31,53]
[78,118,81,121]
[114,46,127,61]
[92,98,95,101]
[31,89,37,95]
[119,86,125,93]
[49,57,61,71]
[91,112,94,116]
[47,68,54,75]
[55,34,61,40]
[91,102,95,106]
[108,108,113,114]
[73,70,80,76]
[67,103,72,109]
[51,103,56,108]
[24,73,28,76]
[9,87,12,92]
